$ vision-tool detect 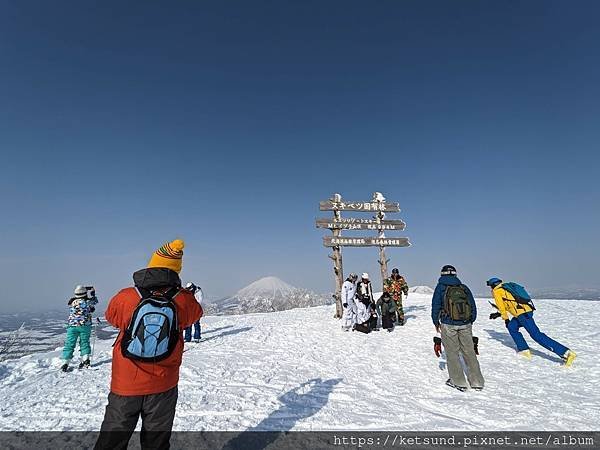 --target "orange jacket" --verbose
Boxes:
[105,287,202,396]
